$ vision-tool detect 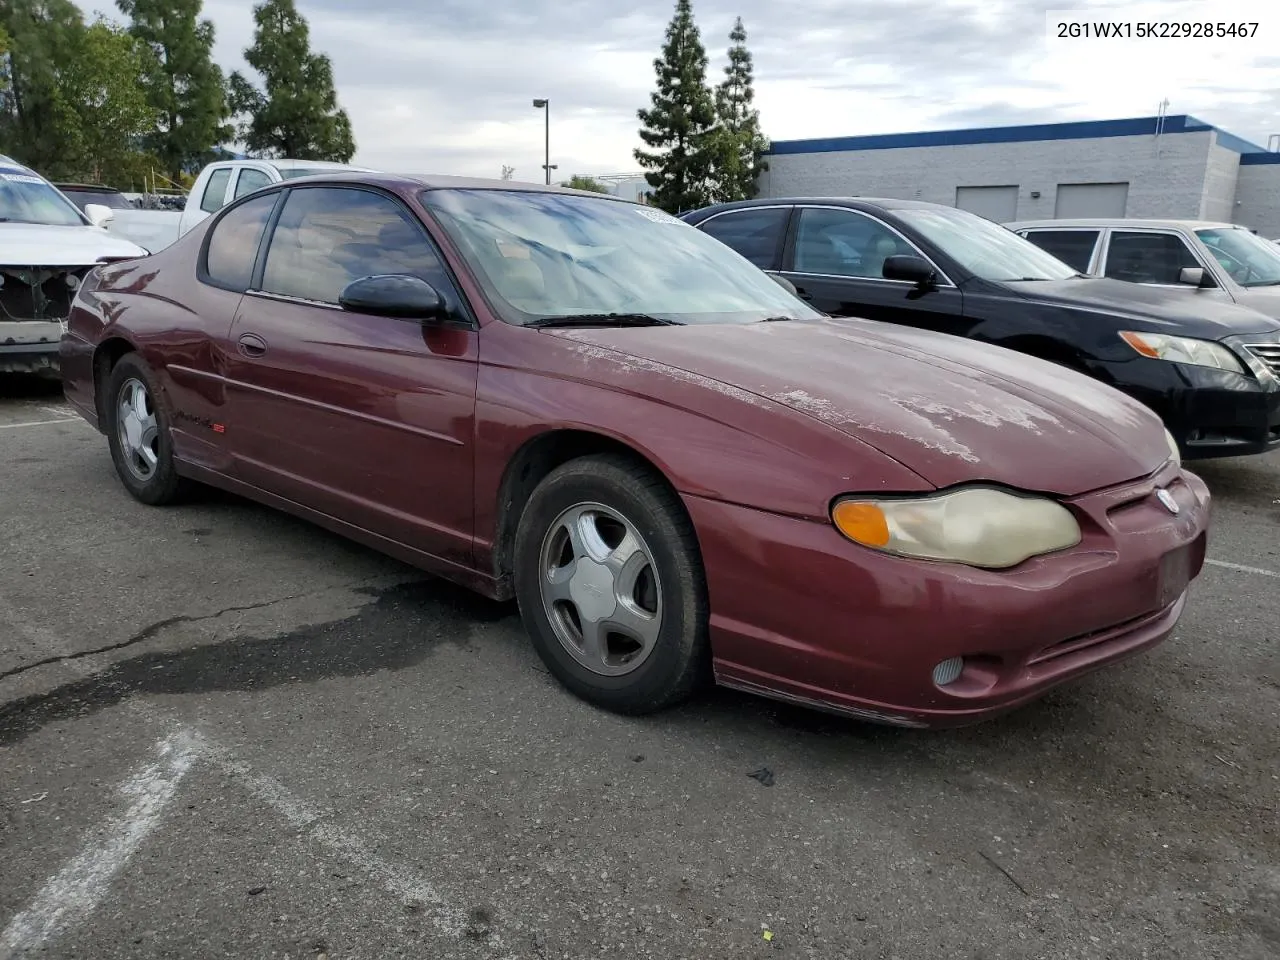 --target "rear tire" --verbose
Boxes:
[104,353,188,505]
[513,454,710,714]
